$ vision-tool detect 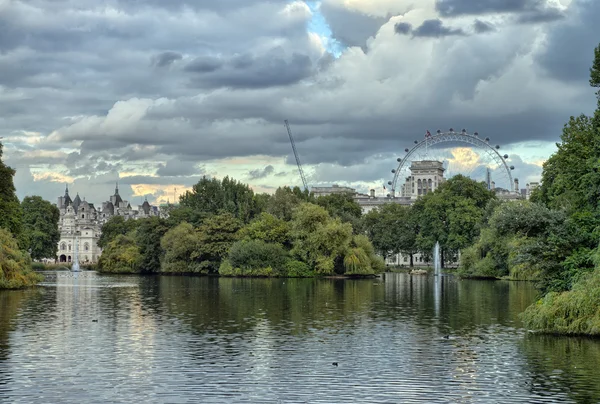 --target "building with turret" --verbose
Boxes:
[56,183,161,264]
